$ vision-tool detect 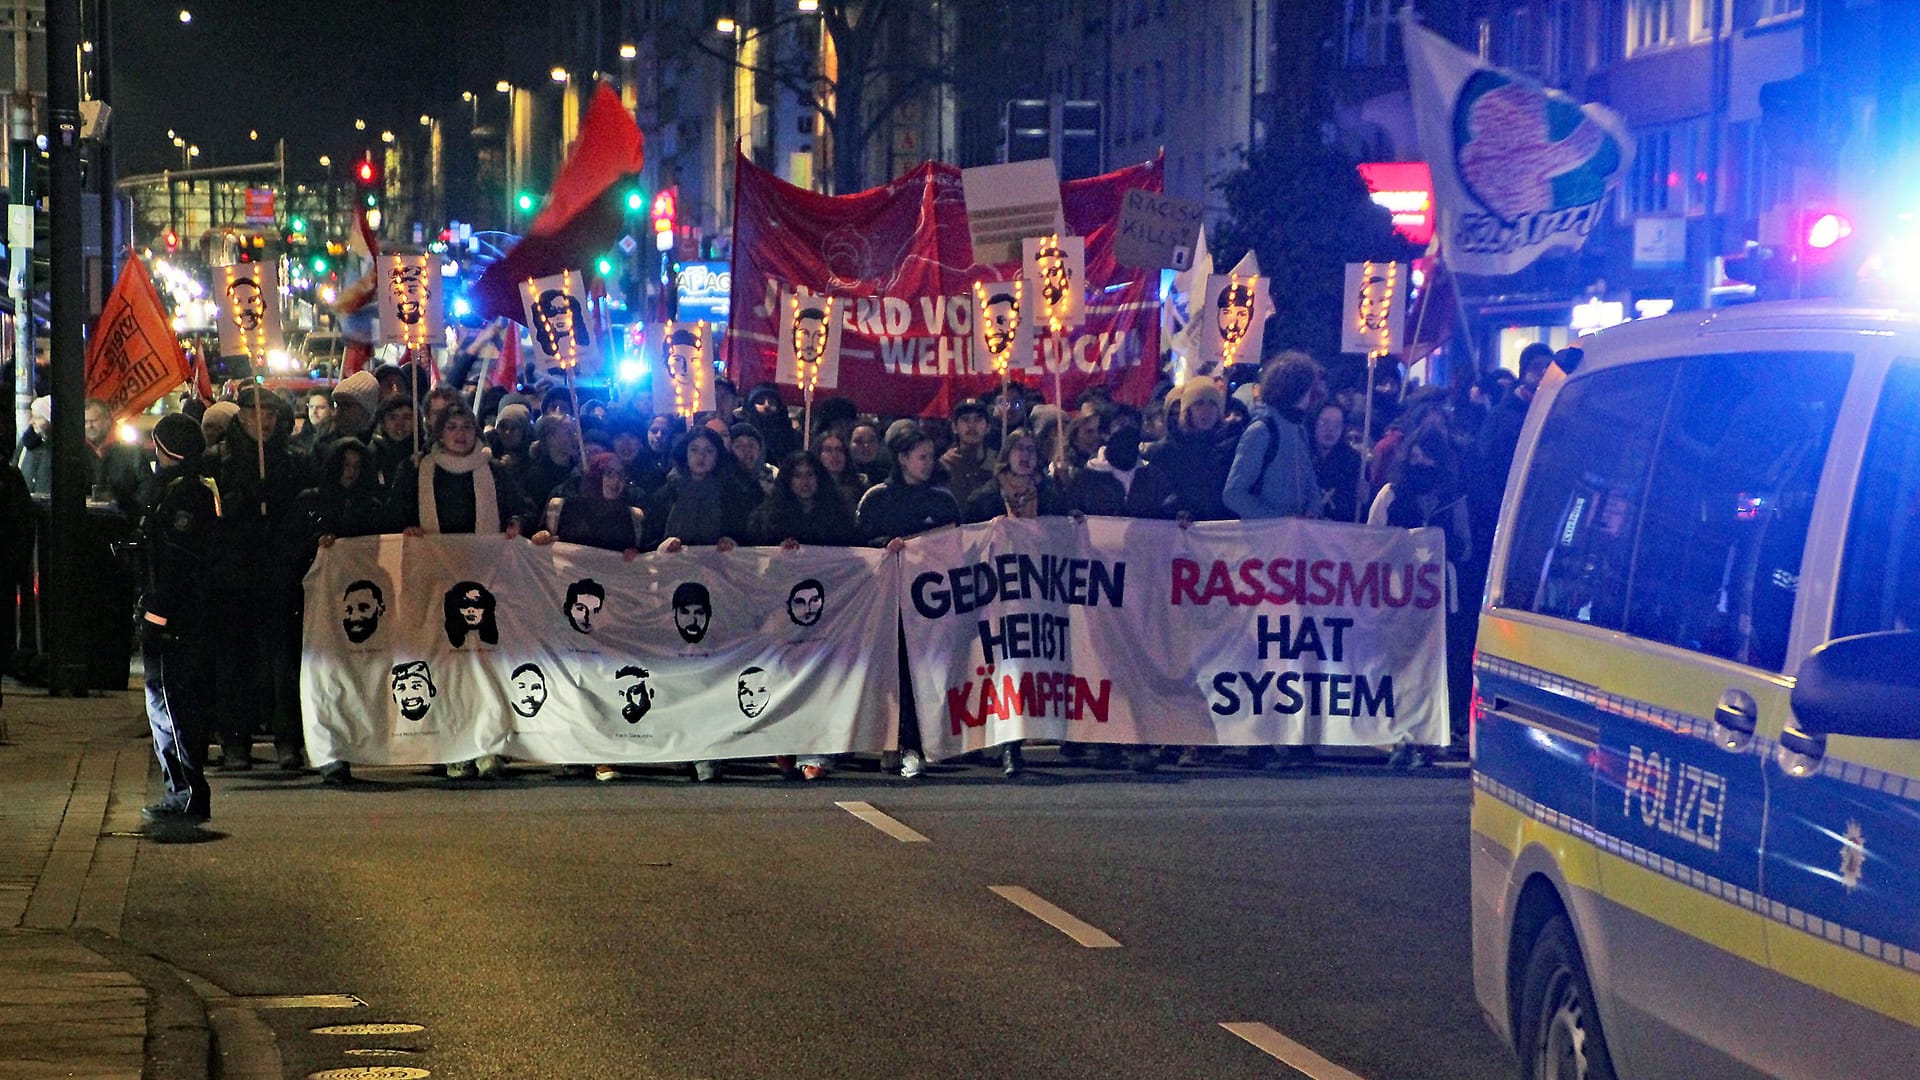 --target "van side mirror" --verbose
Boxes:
[1792,631,1920,739]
